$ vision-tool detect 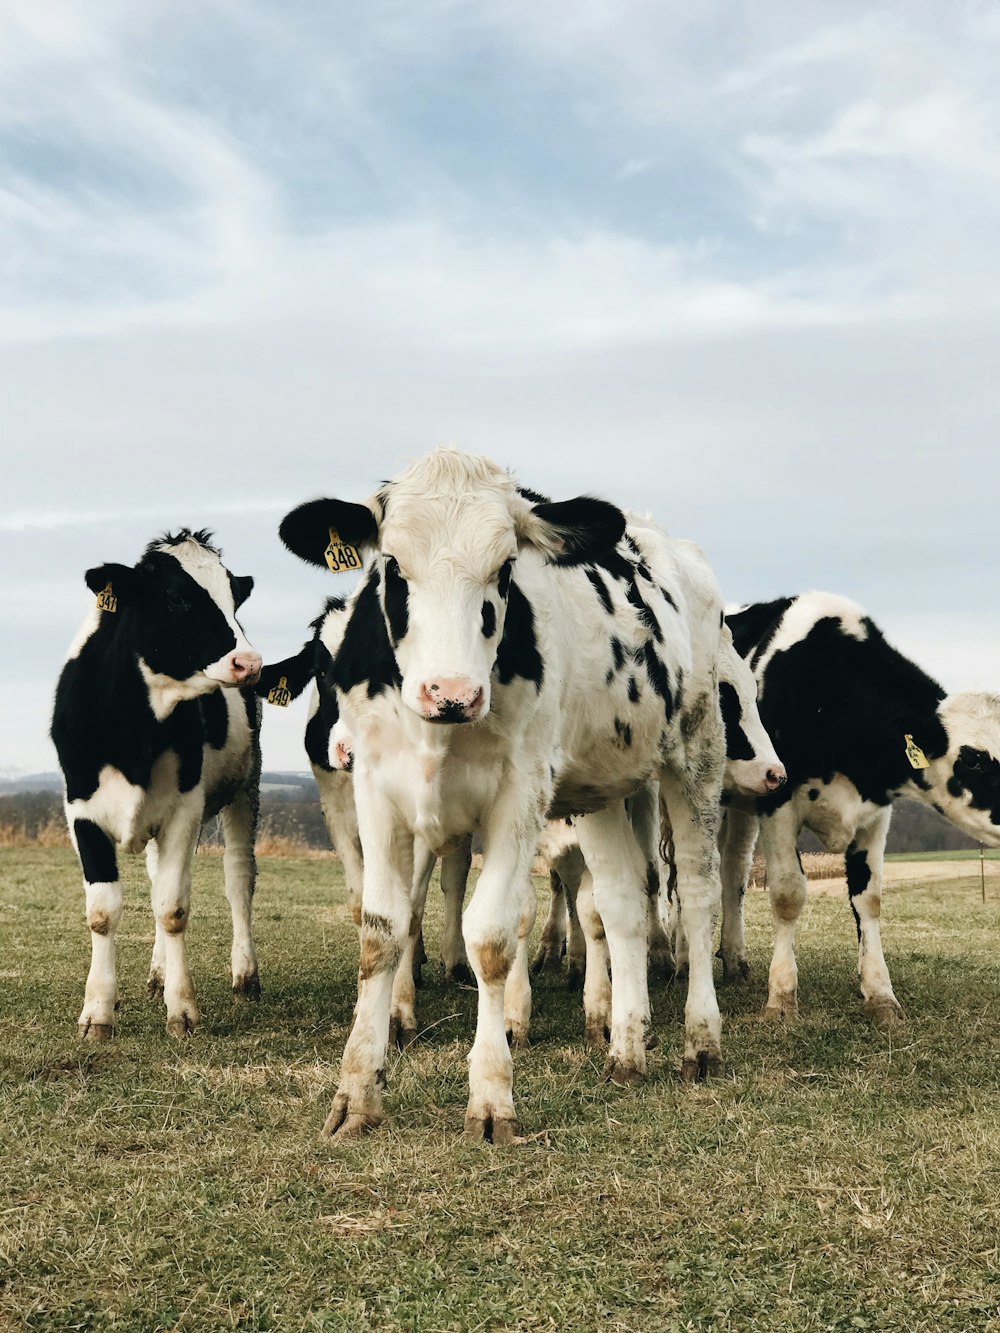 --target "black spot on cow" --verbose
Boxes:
[808,787,820,801]
[74,819,118,885]
[495,581,544,689]
[845,846,872,899]
[610,637,626,673]
[642,640,672,715]
[627,676,641,705]
[382,556,409,647]
[482,601,497,639]
[334,568,402,700]
[614,717,633,748]
[199,689,229,751]
[718,681,754,761]
[626,578,663,643]
[585,567,614,614]
[498,558,514,601]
